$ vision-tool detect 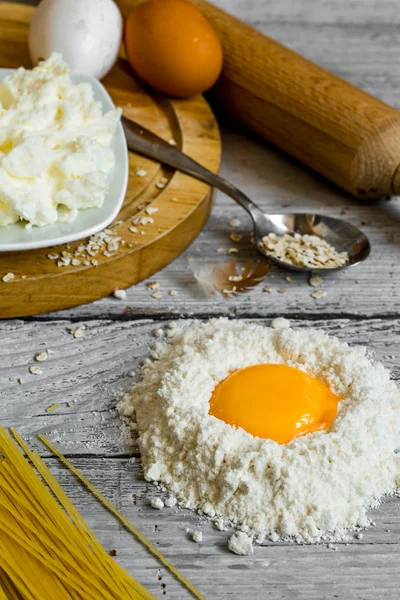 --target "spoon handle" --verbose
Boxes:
[122,116,264,222]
